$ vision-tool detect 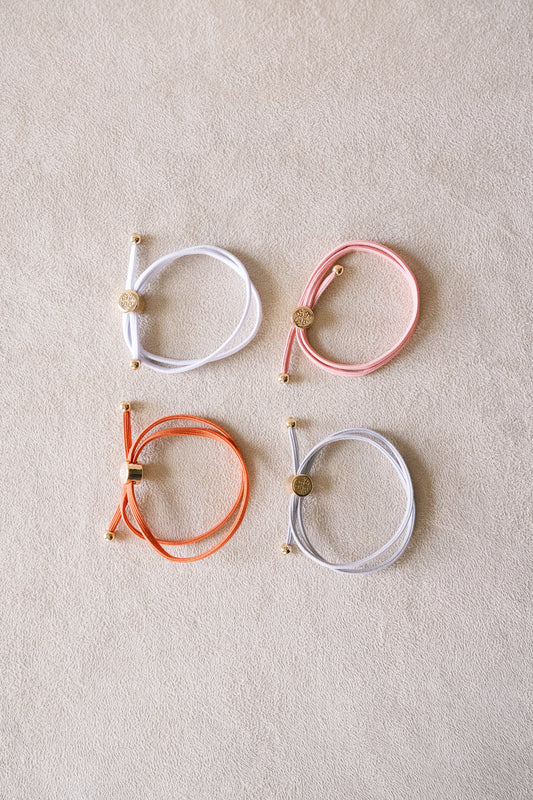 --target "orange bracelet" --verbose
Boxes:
[106,403,249,562]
